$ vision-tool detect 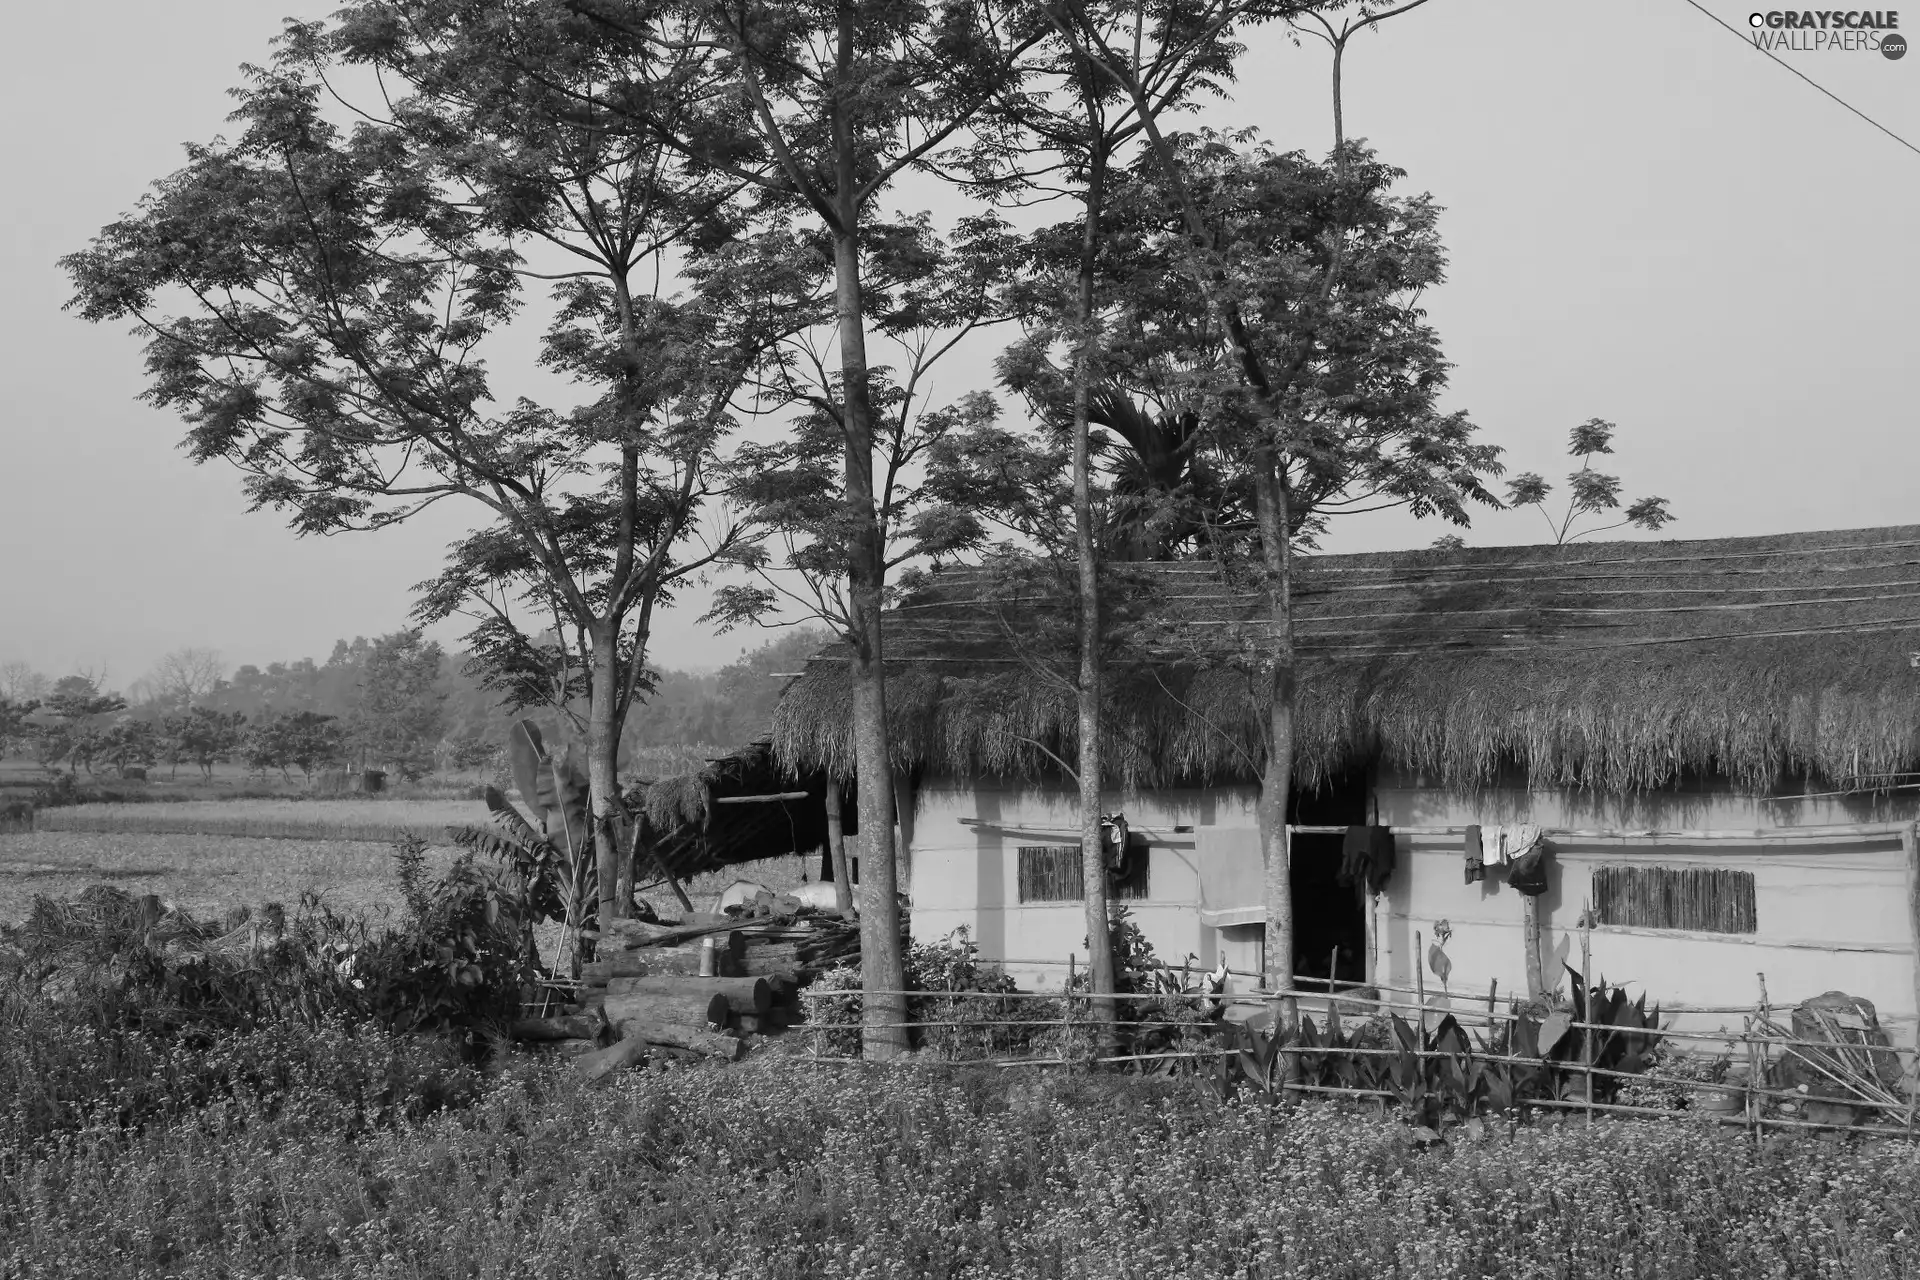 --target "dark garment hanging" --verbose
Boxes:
[1507,843,1550,896]
[1463,825,1485,884]
[1338,824,1397,895]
